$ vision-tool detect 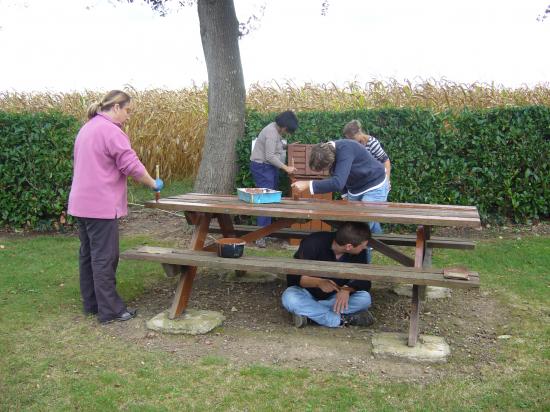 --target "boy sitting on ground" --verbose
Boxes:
[282,222,375,328]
